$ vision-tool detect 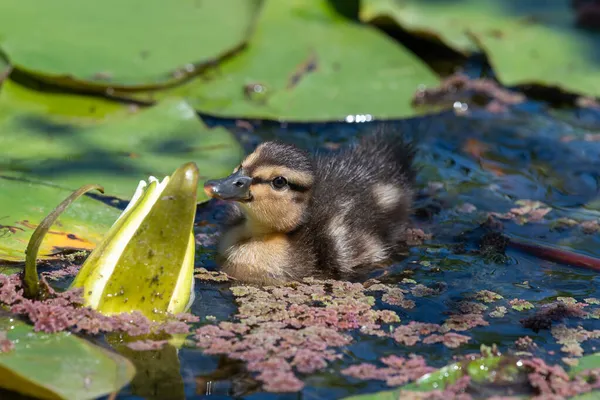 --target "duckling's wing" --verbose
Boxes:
[308,125,416,274]
[352,124,417,184]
